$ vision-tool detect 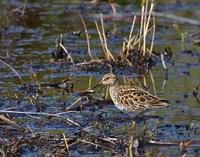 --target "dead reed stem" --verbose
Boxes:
[0,115,25,130]
[59,41,74,64]
[150,15,155,54]
[142,0,148,56]
[132,25,153,47]
[108,0,116,16]
[139,2,144,48]
[100,14,115,62]
[149,70,157,96]
[95,14,115,62]
[143,75,147,88]
[63,134,70,157]
[146,0,154,55]
[129,15,137,41]
[78,12,93,60]
[95,21,107,56]
[120,0,155,67]
[65,97,82,111]
[0,110,81,127]
[127,15,137,54]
